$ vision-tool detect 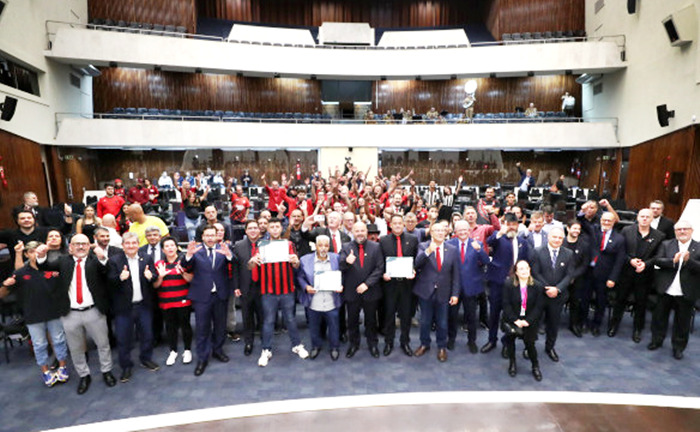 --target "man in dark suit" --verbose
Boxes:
[531,227,573,362]
[520,211,548,251]
[609,208,665,342]
[579,211,626,336]
[182,225,233,376]
[107,232,159,383]
[232,220,263,356]
[516,162,535,197]
[413,222,460,362]
[649,200,675,241]
[483,213,529,354]
[35,234,116,395]
[340,221,384,359]
[379,214,419,357]
[446,220,489,354]
[648,220,700,360]
[562,220,590,337]
[301,211,351,254]
[93,226,120,259]
[138,226,165,346]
